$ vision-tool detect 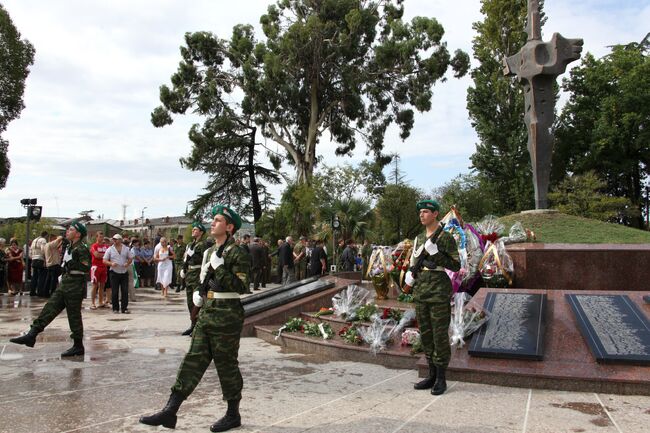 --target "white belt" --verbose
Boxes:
[207,291,240,299]
[422,266,445,272]
[188,265,202,270]
[69,270,85,275]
